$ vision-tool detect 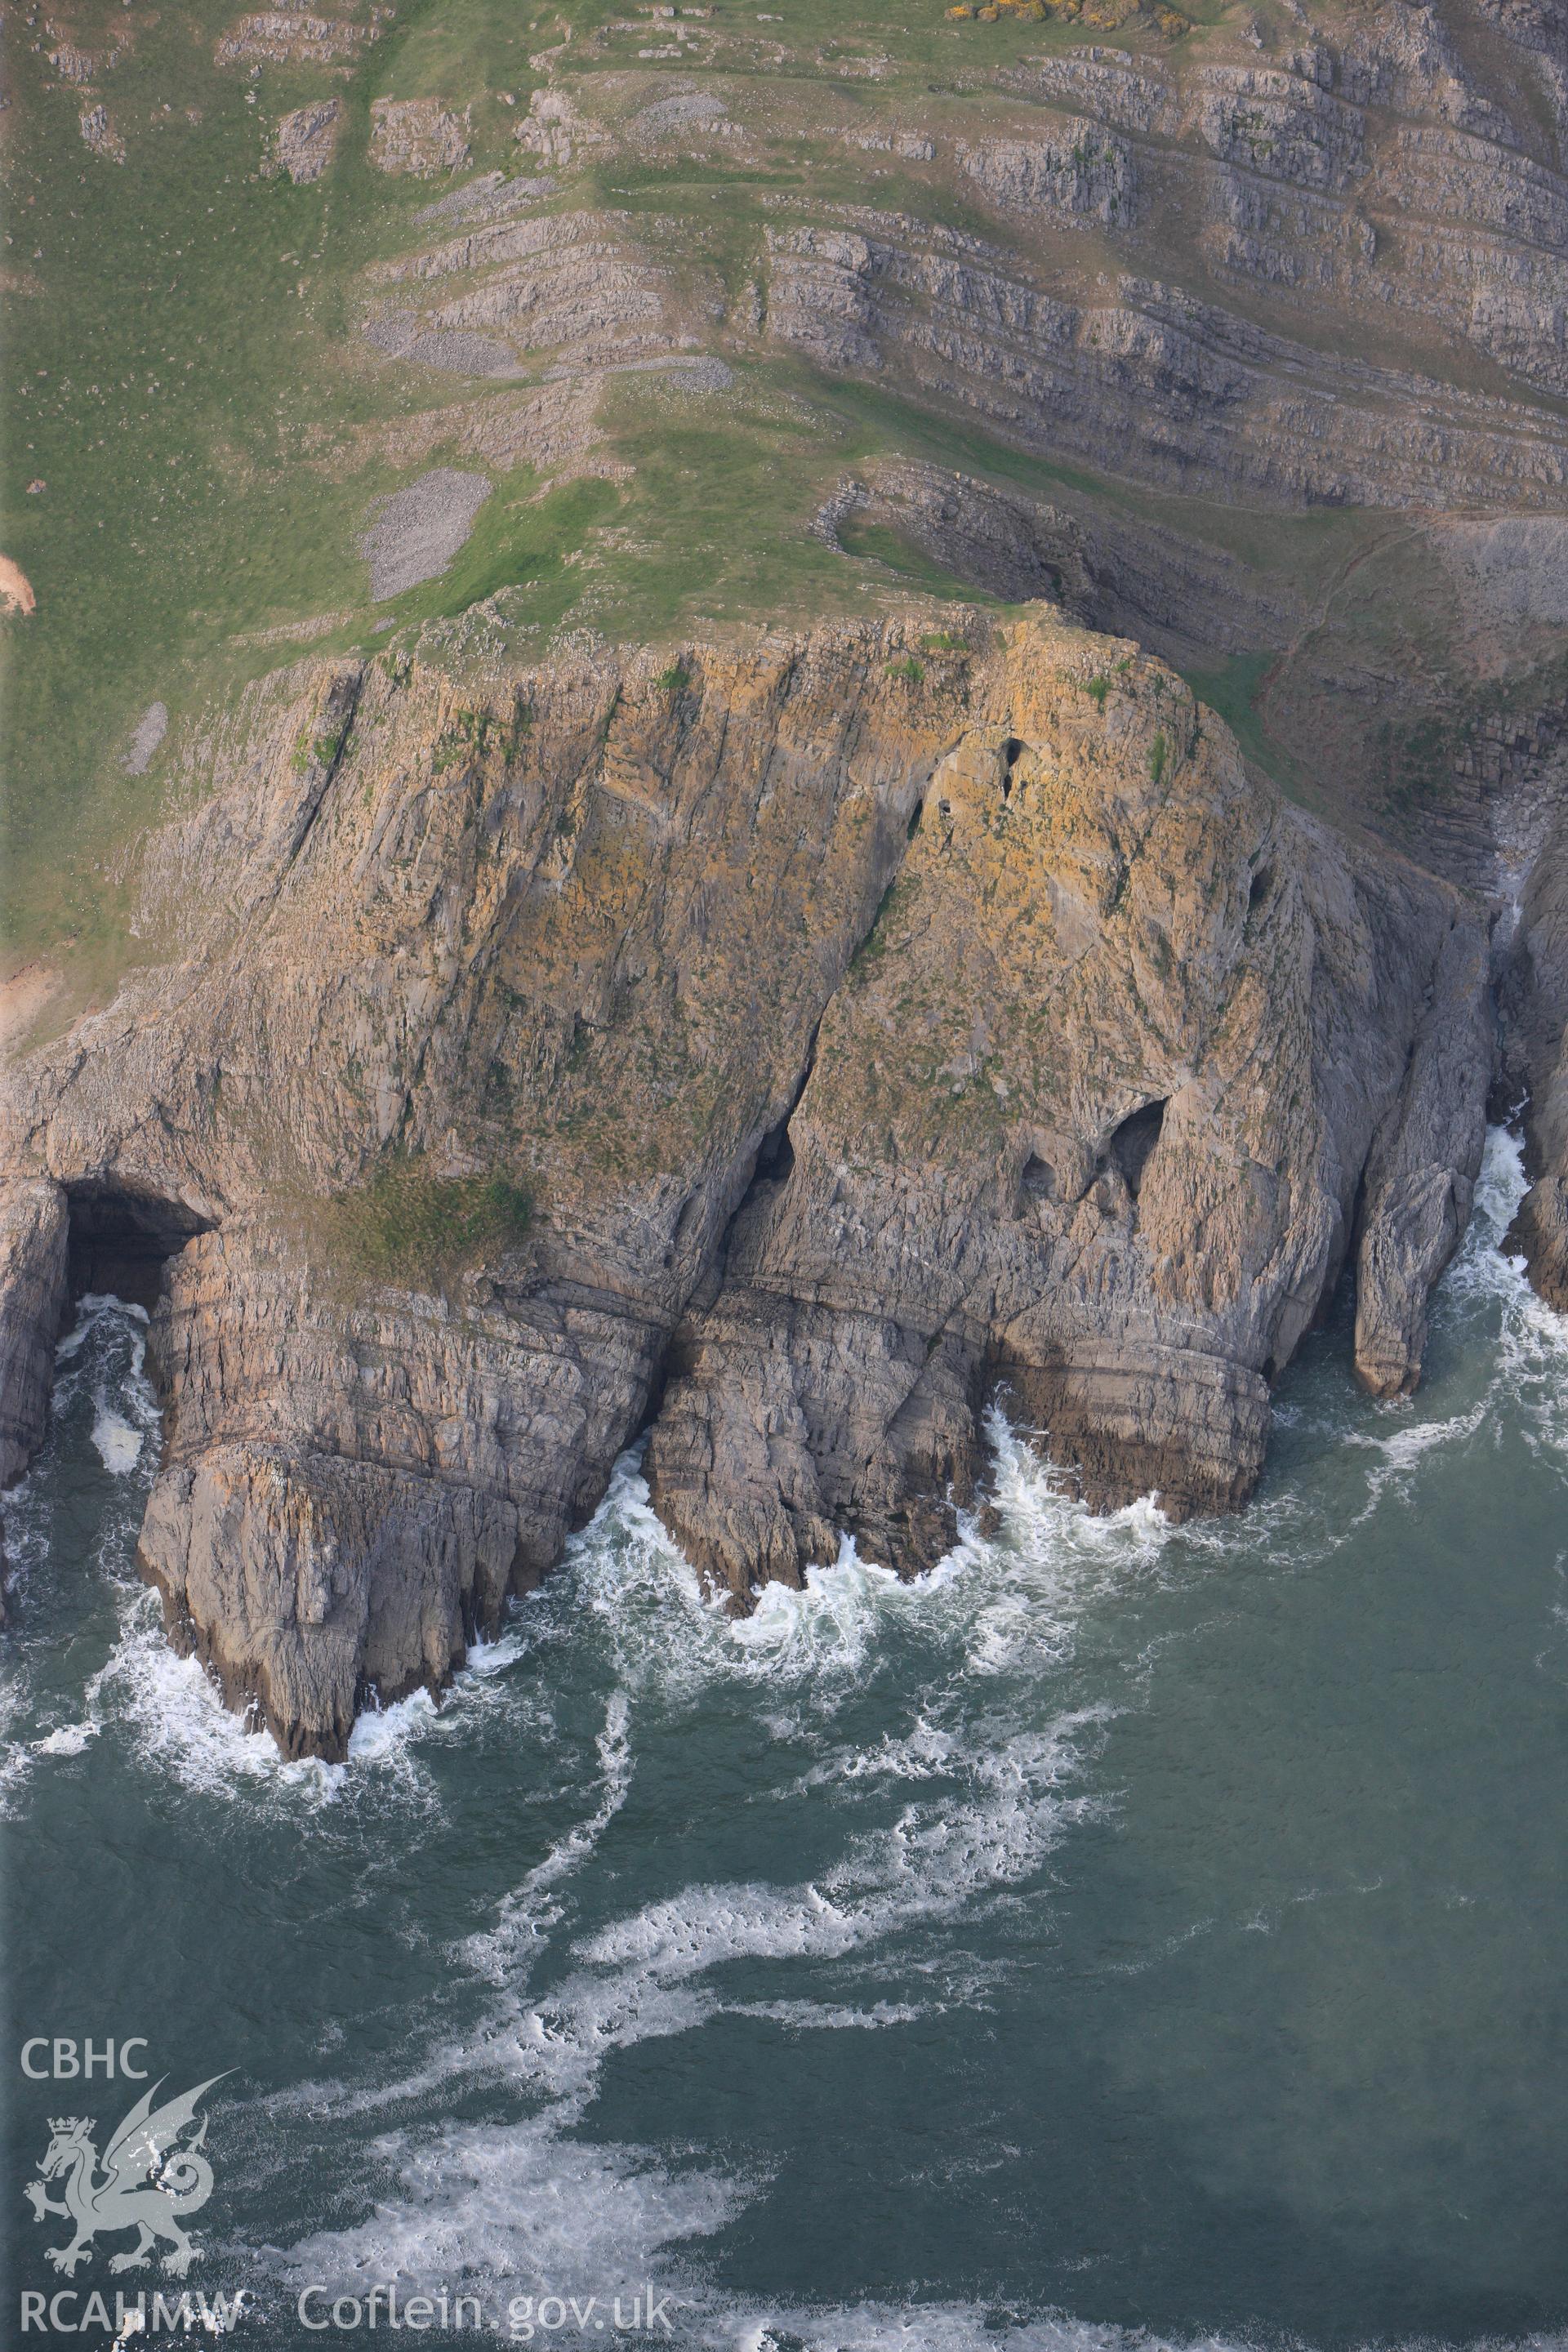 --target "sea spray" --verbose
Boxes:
[11,1138,1568,2341]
